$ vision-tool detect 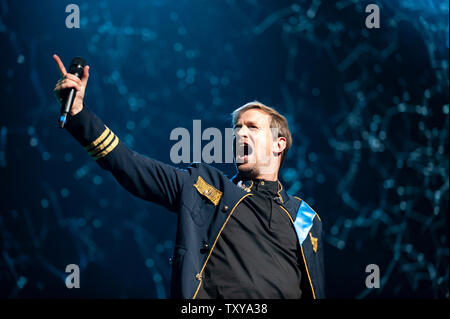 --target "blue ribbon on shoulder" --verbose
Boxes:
[293,200,316,245]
